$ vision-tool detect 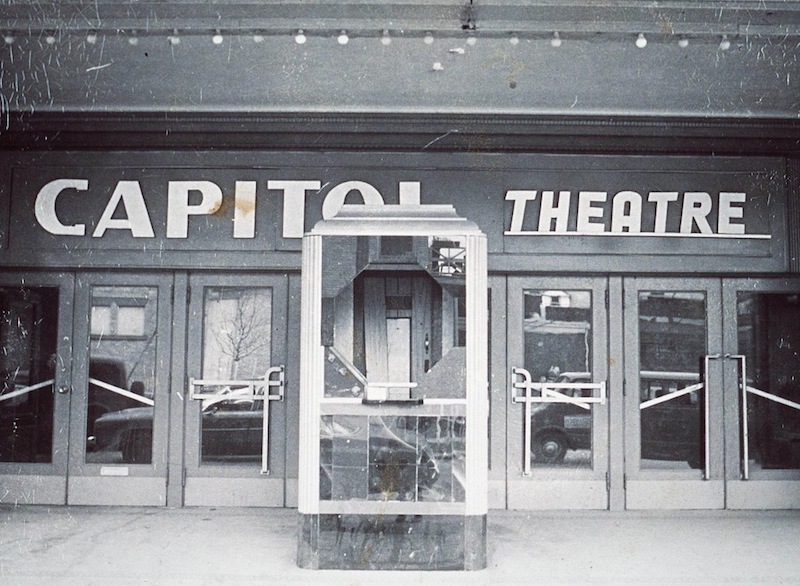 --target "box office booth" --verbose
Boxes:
[296,204,488,569]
